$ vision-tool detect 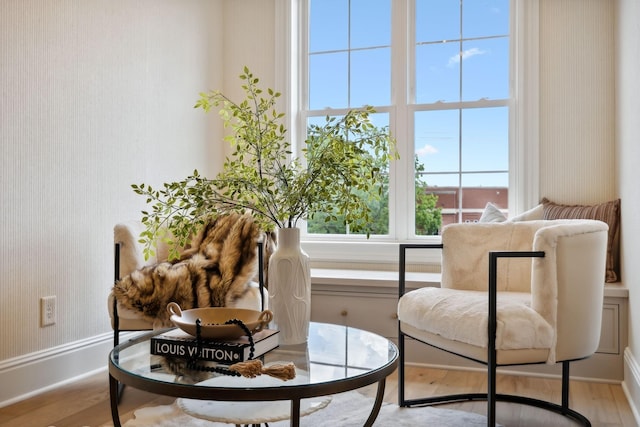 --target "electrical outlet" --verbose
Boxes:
[41,296,56,326]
